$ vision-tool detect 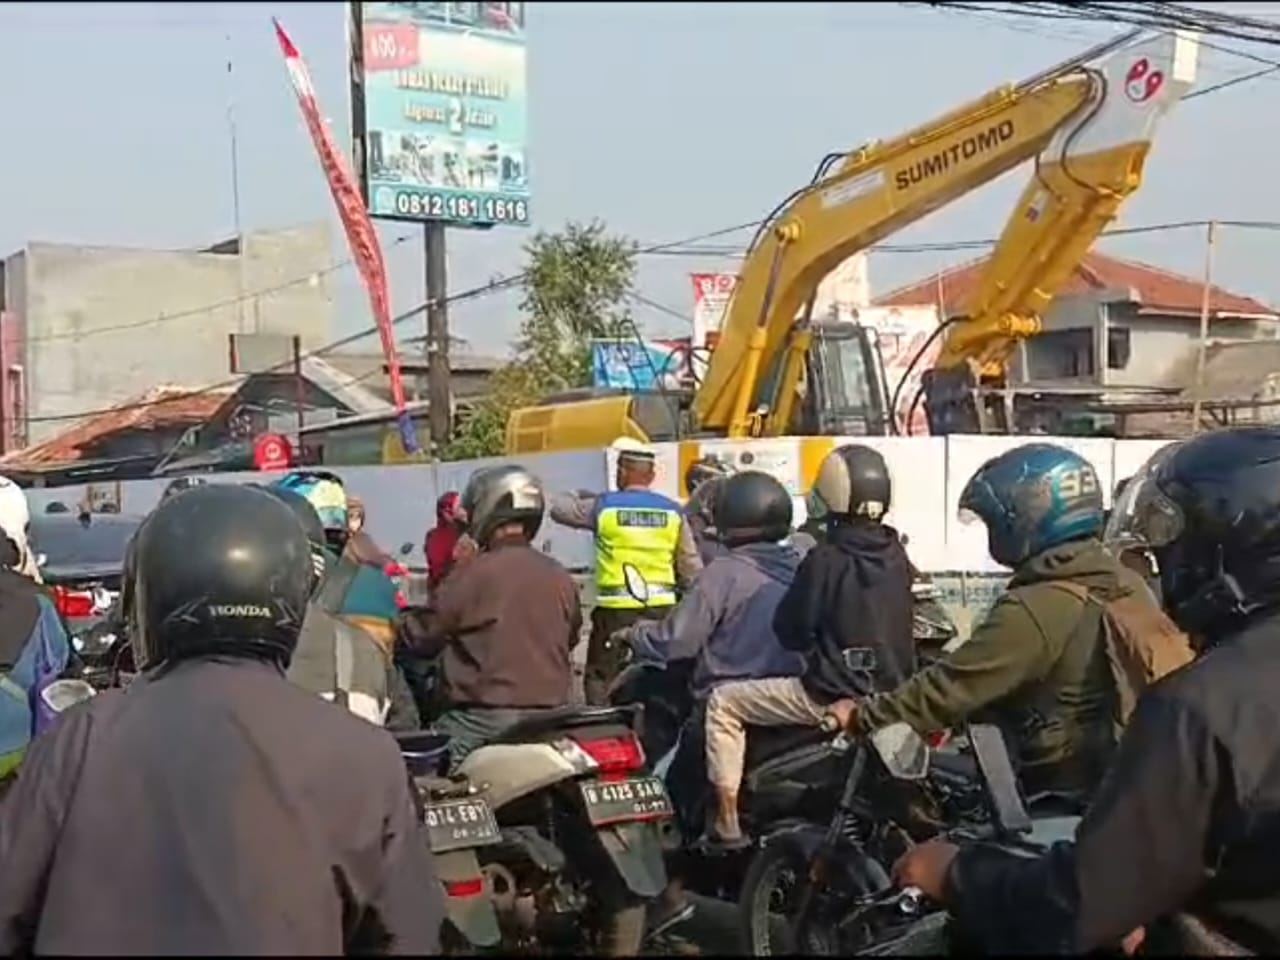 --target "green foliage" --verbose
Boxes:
[441,220,637,461]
